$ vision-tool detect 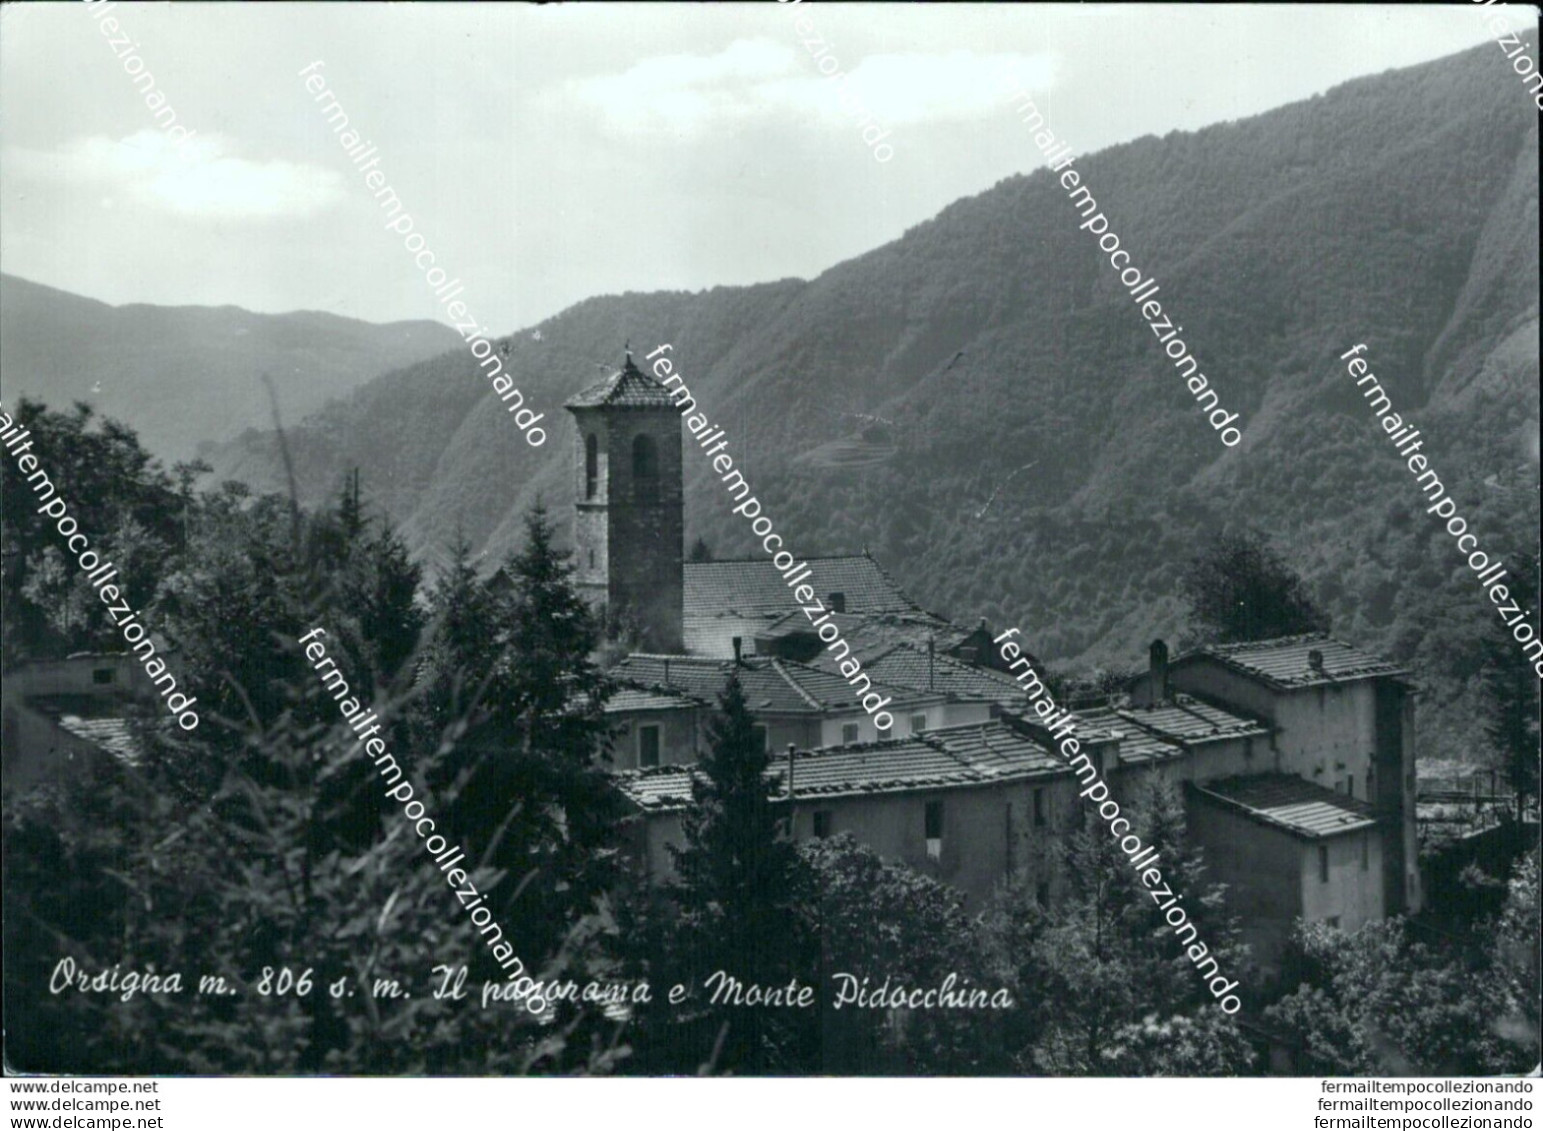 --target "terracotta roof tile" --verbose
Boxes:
[614,654,930,715]
[863,643,1028,707]
[1179,634,1408,690]
[603,687,708,713]
[683,553,917,620]
[612,719,1072,811]
[1073,707,1184,765]
[1113,695,1270,745]
[565,355,682,409]
[28,698,148,767]
[1193,774,1379,839]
